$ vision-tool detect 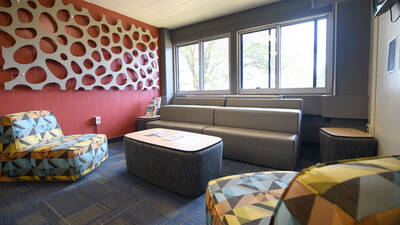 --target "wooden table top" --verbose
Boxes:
[125,128,222,152]
[321,127,374,138]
